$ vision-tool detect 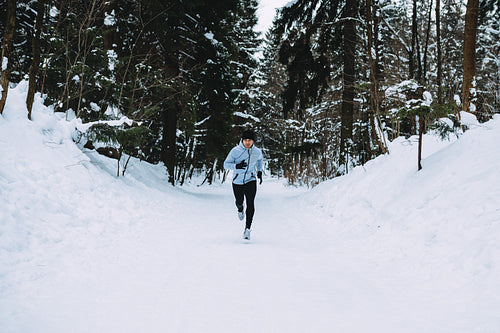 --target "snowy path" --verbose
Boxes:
[2,174,496,332]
